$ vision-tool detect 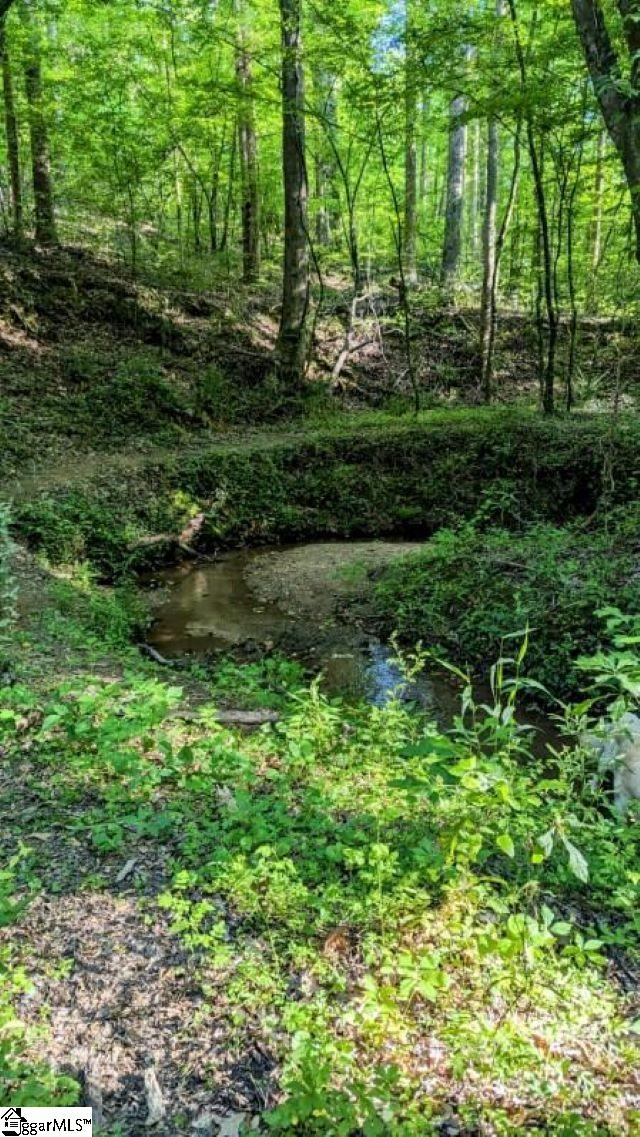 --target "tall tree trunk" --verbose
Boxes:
[419,103,428,202]
[313,67,337,245]
[275,0,310,390]
[470,118,482,260]
[484,115,521,401]
[441,88,467,293]
[480,112,499,402]
[0,17,21,238]
[21,0,56,245]
[234,0,260,283]
[571,0,640,263]
[508,0,556,413]
[219,126,236,254]
[404,0,418,285]
[588,127,606,311]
